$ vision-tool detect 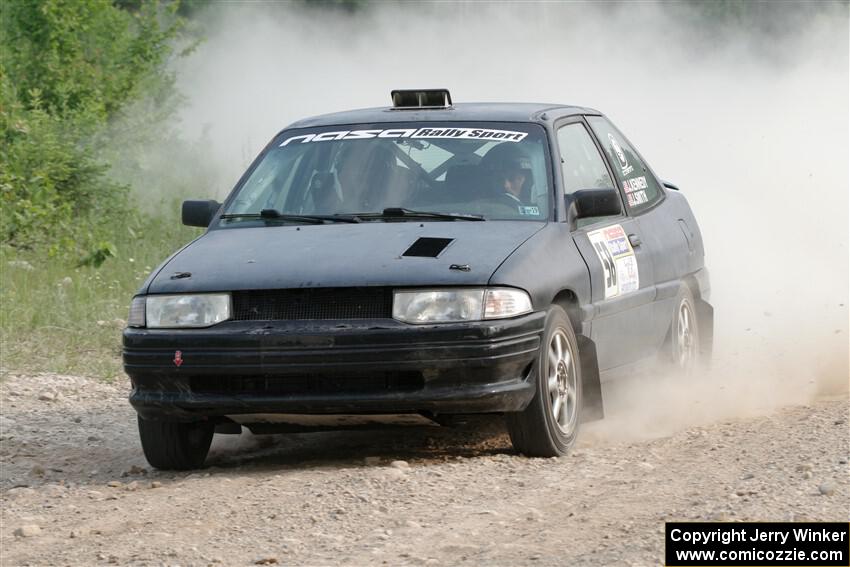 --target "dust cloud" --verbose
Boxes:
[167,2,848,440]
